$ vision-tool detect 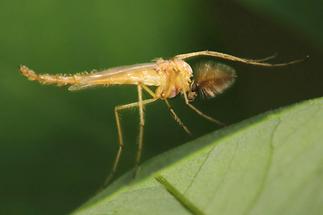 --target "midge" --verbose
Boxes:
[20,50,304,185]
